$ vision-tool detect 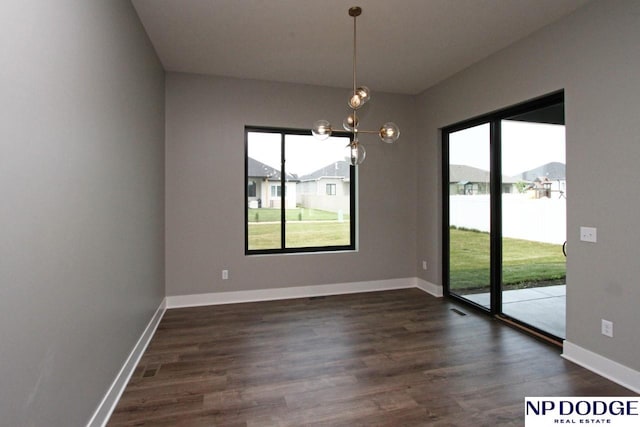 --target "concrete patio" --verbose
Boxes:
[463,285,566,338]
